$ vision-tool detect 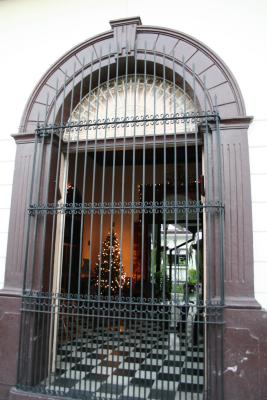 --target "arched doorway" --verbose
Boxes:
[3,16,261,400]
[18,41,224,400]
